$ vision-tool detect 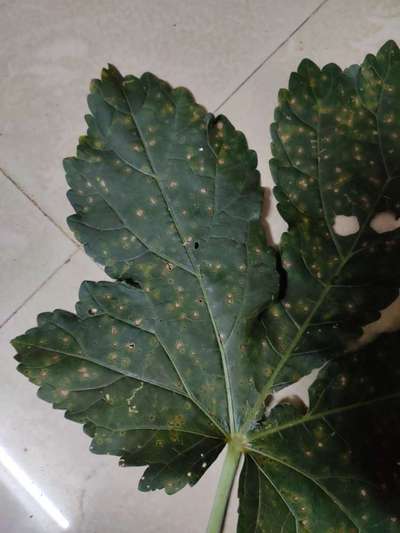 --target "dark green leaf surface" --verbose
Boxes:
[13,66,278,494]
[63,65,279,430]
[238,41,400,532]
[256,41,400,399]
[12,42,400,532]
[240,333,400,531]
